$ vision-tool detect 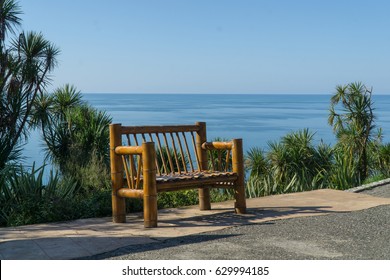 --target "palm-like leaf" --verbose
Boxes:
[0,0,22,42]
[30,91,54,129]
[53,84,83,115]
[39,86,112,178]
[329,82,377,181]
[245,147,268,177]
[1,9,59,168]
